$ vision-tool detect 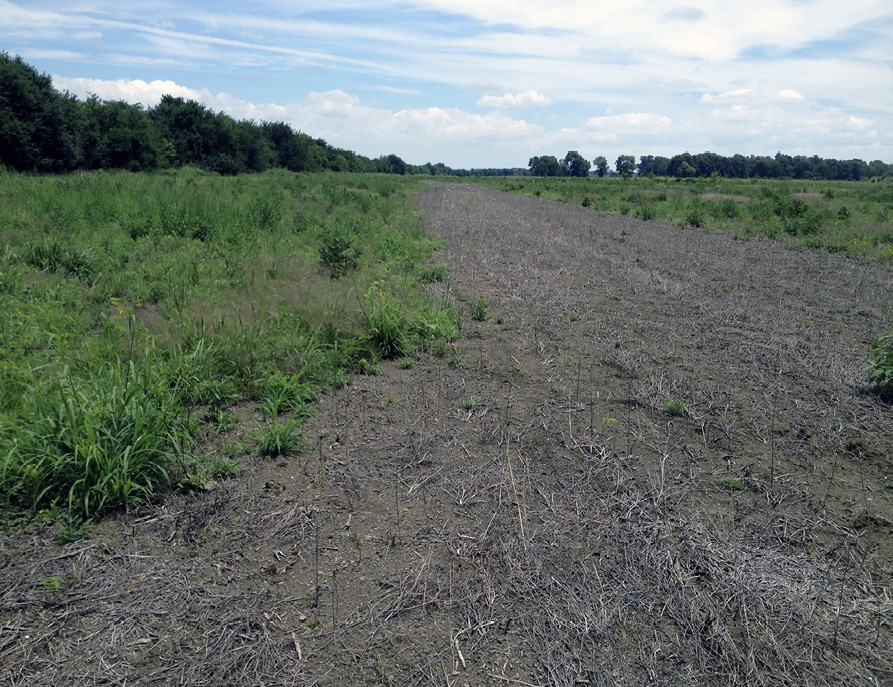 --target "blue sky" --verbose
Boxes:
[3,0,891,168]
